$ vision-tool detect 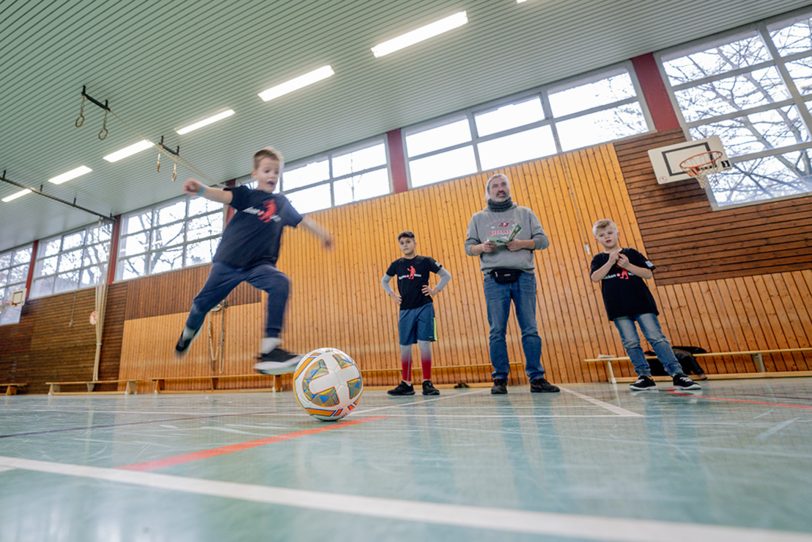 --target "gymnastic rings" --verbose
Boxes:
[171,161,177,182]
[75,95,86,128]
[156,150,162,173]
[98,110,109,140]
